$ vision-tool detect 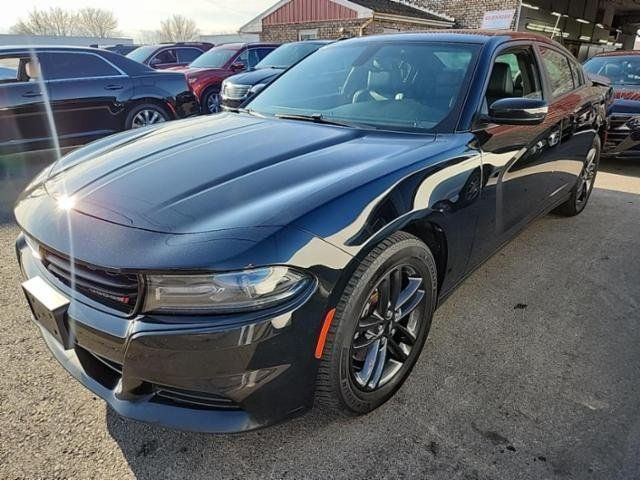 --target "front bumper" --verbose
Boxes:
[16,233,329,433]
